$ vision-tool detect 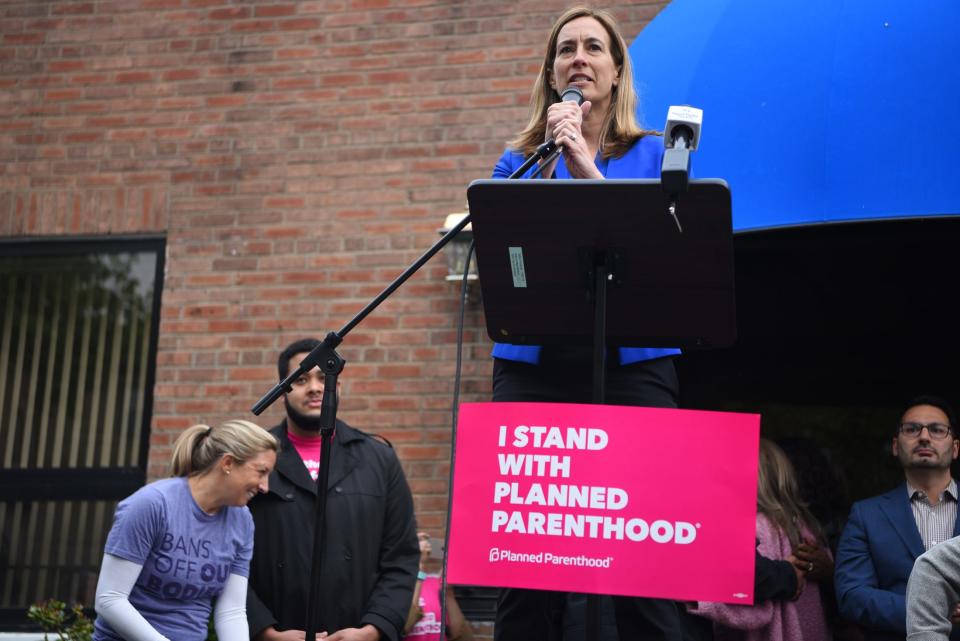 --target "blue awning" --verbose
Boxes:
[629,0,960,231]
